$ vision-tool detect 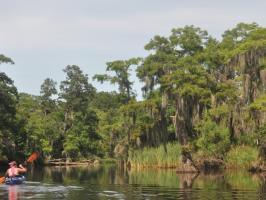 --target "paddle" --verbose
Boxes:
[26,152,39,164]
[0,176,4,184]
[0,152,38,184]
